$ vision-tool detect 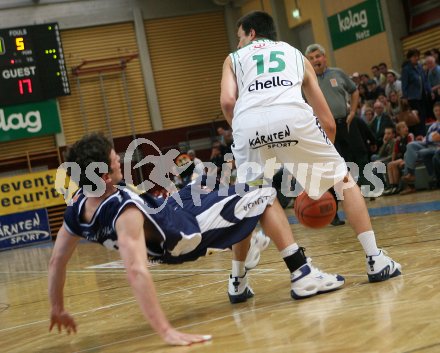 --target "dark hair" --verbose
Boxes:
[406,48,420,59]
[371,65,379,70]
[378,62,387,68]
[66,132,114,187]
[237,11,277,41]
